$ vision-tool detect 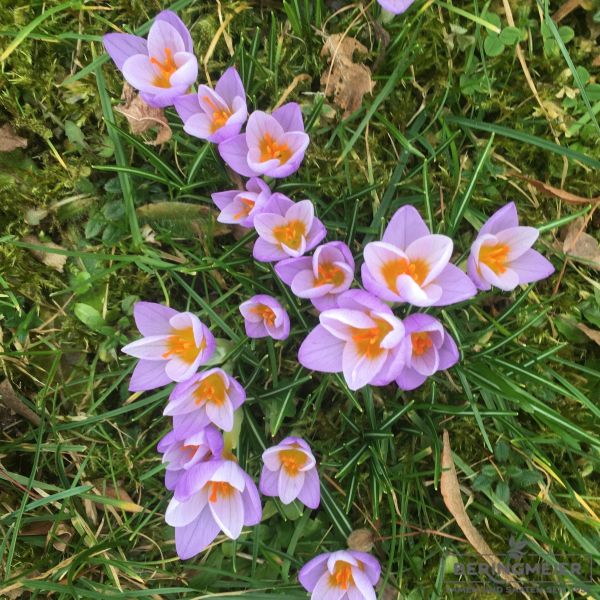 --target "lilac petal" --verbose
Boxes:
[336,289,391,313]
[438,332,459,371]
[405,234,453,285]
[103,33,147,70]
[147,19,185,60]
[211,190,238,212]
[215,67,246,106]
[509,249,555,284]
[272,102,305,132]
[297,467,320,509]
[209,489,244,539]
[312,572,345,600]
[175,461,220,501]
[402,313,442,336]
[165,494,206,527]
[246,111,285,148]
[122,54,164,92]
[228,377,246,410]
[306,218,327,250]
[467,252,488,290]
[264,132,310,178]
[396,366,427,390]
[350,551,381,585]
[278,469,305,504]
[298,553,330,592]
[128,359,171,391]
[244,319,268,339]
[320,309,376,340]
[165,469,182,491]
[266,314,290,341]
[259,466,279,496]
[175,506,220,560]
[165,354,199,382]
[182,112,213,140]
[432,264,478,306]
[479,263,520,291]
[396,275,436,306]
[382,205,430,249]
[411,345,439,376]
[169,52,197,88]
[155,10,193,53]
[253,238,288,262]
[275,257,312,286]
[133,301,176,336]
[263,193,294,215]
[173,410,210,439]
[351,568,377,600]
[218,134,256,177]
[174,93,201,123]
[254,212,286,244]
[291,269,326,298]
[139,87,188,109]
[343,343,387,390]
[311,294,341,311]
[242,474,262,526]
[496,226,539,261]
[205,396,234,431]
[378,0,416,14]
[480,202,519,237]
[287,199,314,228]
[122,335,169,360]
[361,262,400,303]
[298,325,345,373]
[157,429,178,453]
